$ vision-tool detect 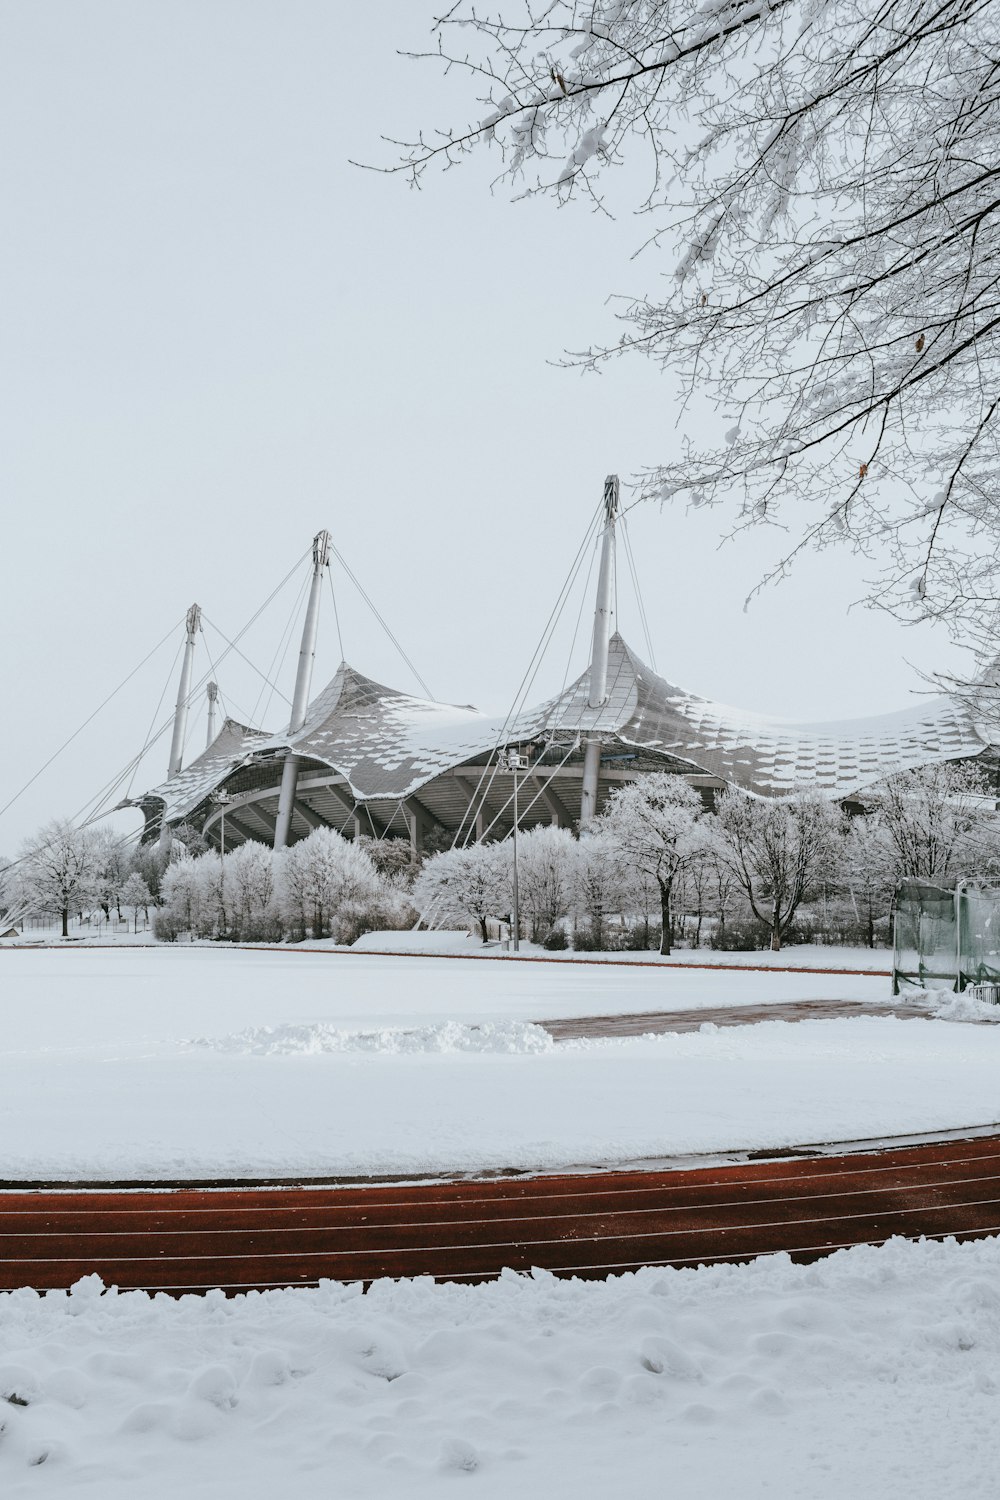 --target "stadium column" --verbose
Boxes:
[273,531,331,850]
[167,604,202,778]
[405,799,427,865]
[579,476,619,828]
[160,603,202,851]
